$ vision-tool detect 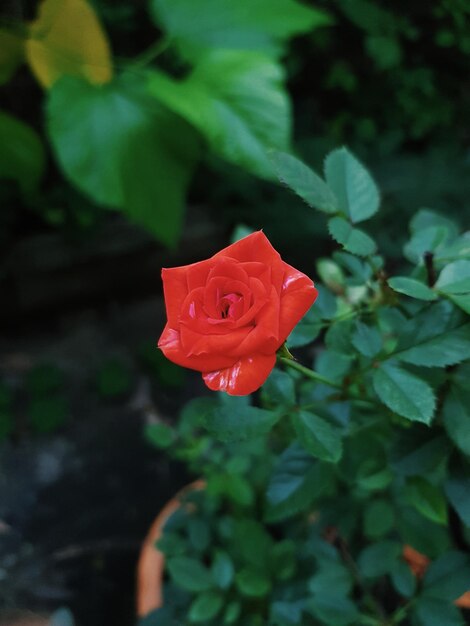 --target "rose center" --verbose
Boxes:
[217,292,242,320]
